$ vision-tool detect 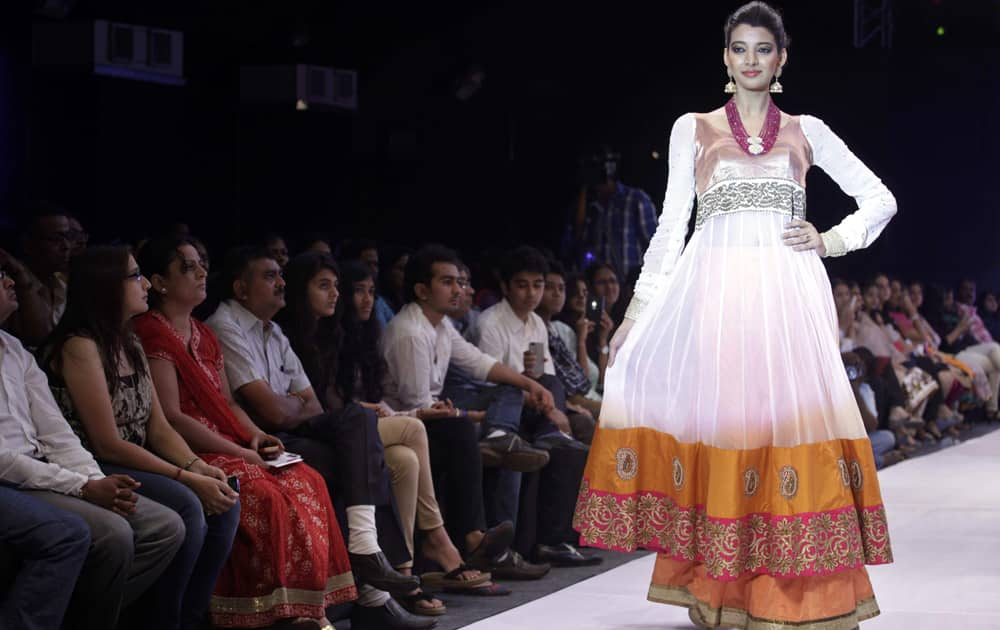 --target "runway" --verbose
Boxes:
[464,428,1000,629]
